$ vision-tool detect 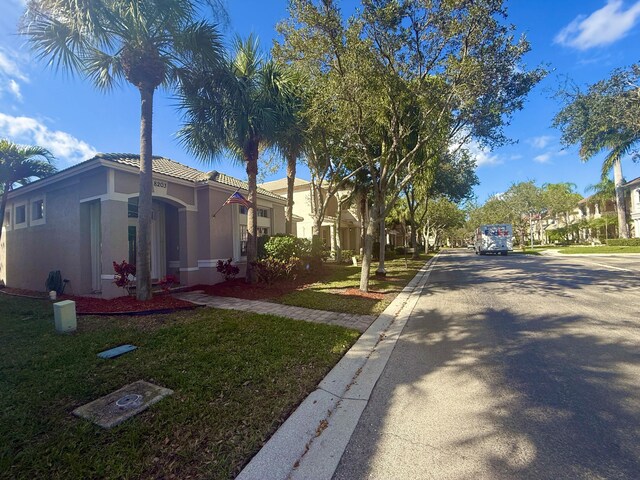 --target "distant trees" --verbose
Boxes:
[0,140,55,244]
[554,62,640,239]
